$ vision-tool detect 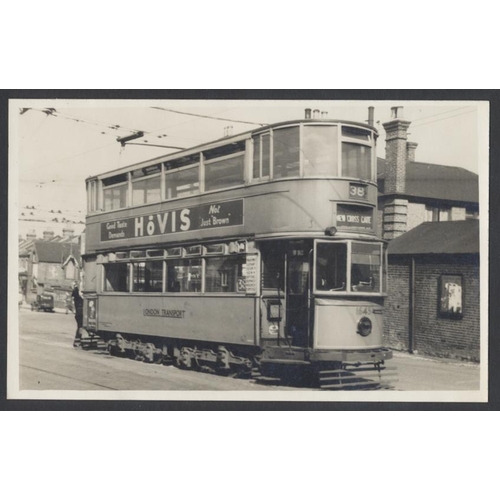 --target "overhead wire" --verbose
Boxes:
[25,107,190,150]
[410,106,475,124]
[410,109,476,129]
[21,141,118,173]
[151,106,268,126]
